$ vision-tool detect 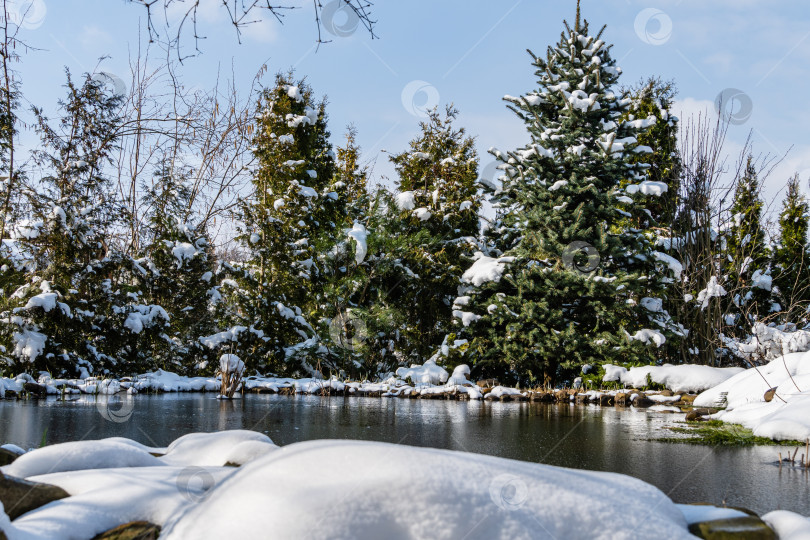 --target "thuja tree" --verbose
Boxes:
[455,12,679,386]
[313,129,378,376]
[385,106,481,362]
[720,157,772,343]
[0,73,172,376]
[138,162,219,374]
[774,174,810,325]
[214,73,335,375]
